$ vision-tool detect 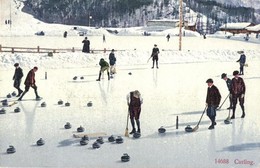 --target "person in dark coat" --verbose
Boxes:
[151,44,160,69]
[127,90,143,134]
[206,78,221,130]
[166,34,170,42]
[13,63,24,97]
[231,70,246,119]
[18,67,41,101]
[221,73,232,109]
[82,37,90,53]
[96,58,110,81]
[109,49,116,75]
[236,51,246,75]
